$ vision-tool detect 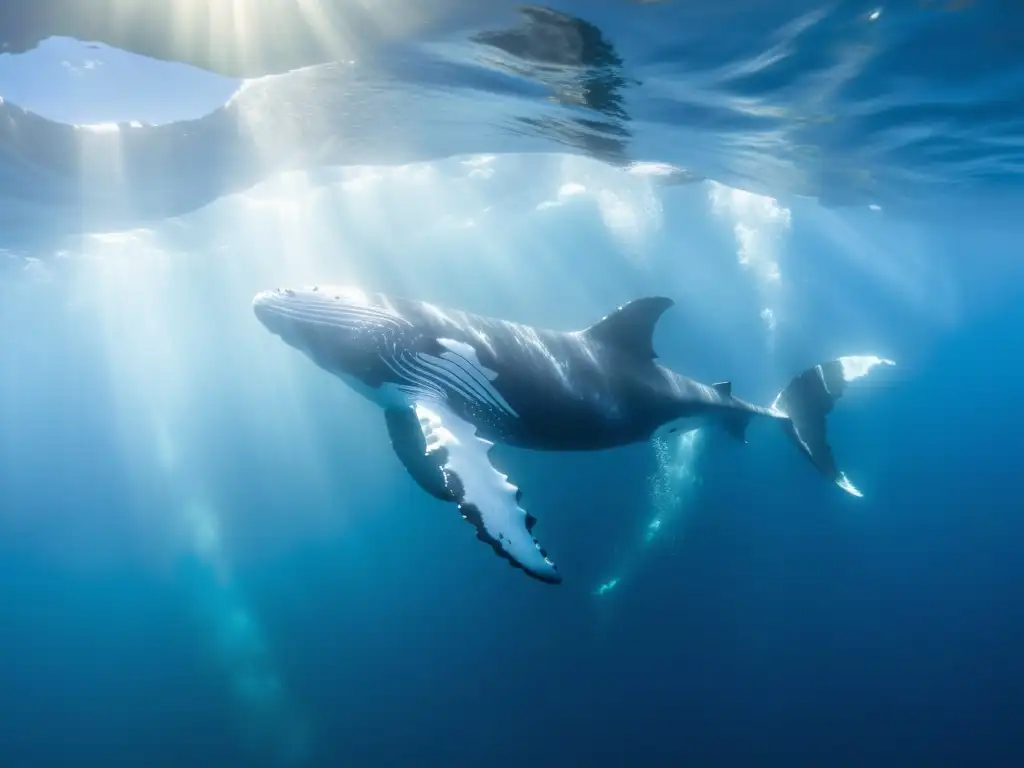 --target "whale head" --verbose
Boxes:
[253,285,406,375]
